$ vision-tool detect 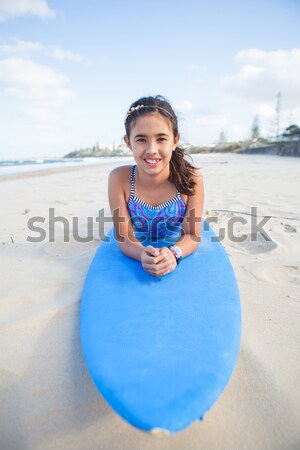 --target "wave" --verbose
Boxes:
[0,156,134,178]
